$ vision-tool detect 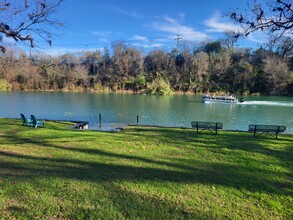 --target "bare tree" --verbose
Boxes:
[229,0,292,41]
[0,0,63,53]
[264,54,290,95]
[195,51,209,83]
[221,31,238,49]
